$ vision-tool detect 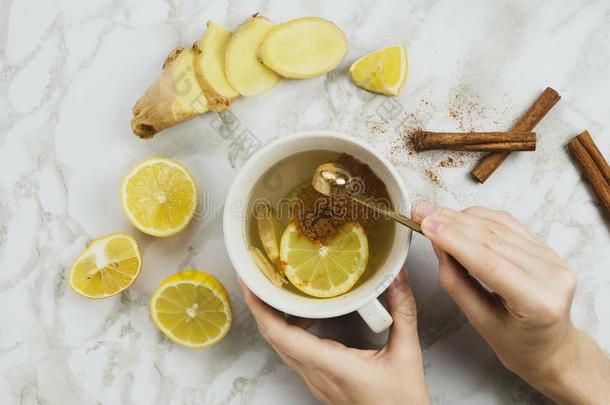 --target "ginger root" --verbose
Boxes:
[131,46,208,138]
[259,17,347,79]
[130,14,349,138]
[225,15,279,97]
[255,202,283,265]
[194,21,239,111]
[249,246,287,287]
